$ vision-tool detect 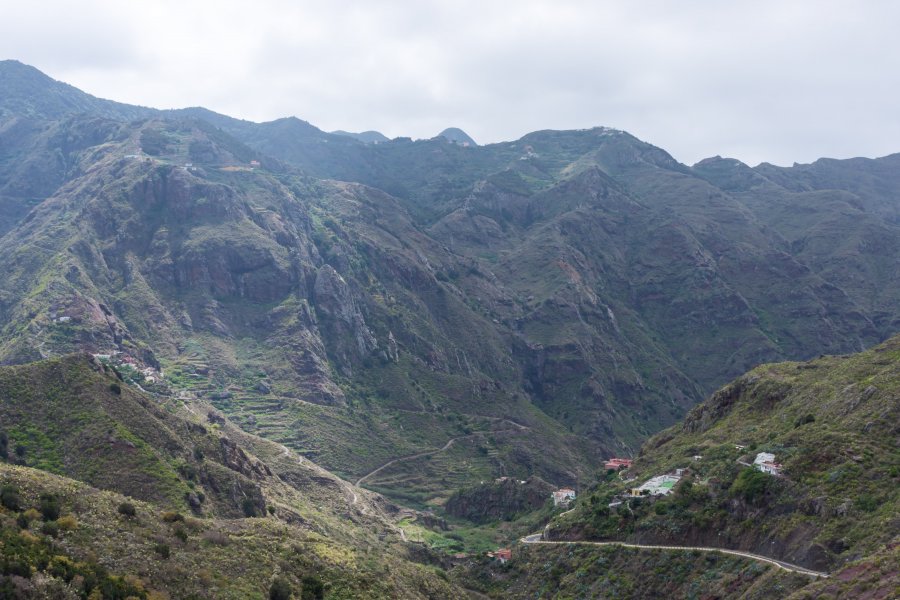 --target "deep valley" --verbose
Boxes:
[0,59,897,599]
